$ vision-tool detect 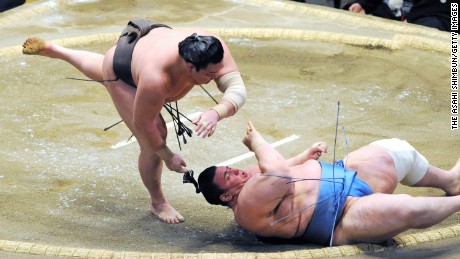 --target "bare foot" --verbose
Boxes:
[149,203,185,224]
[22,37,48,55]
[446,158,460,196]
